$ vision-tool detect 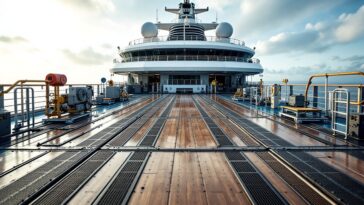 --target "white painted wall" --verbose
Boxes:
[111,61,263,74]
[163,85,207,93]
[123,41,254,54]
